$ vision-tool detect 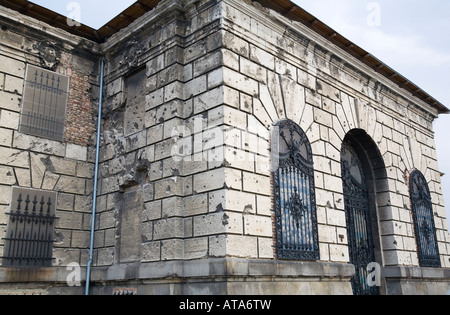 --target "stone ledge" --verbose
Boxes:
[383,266,450,280]
[0,267,81,283]
[90,258,355,282]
